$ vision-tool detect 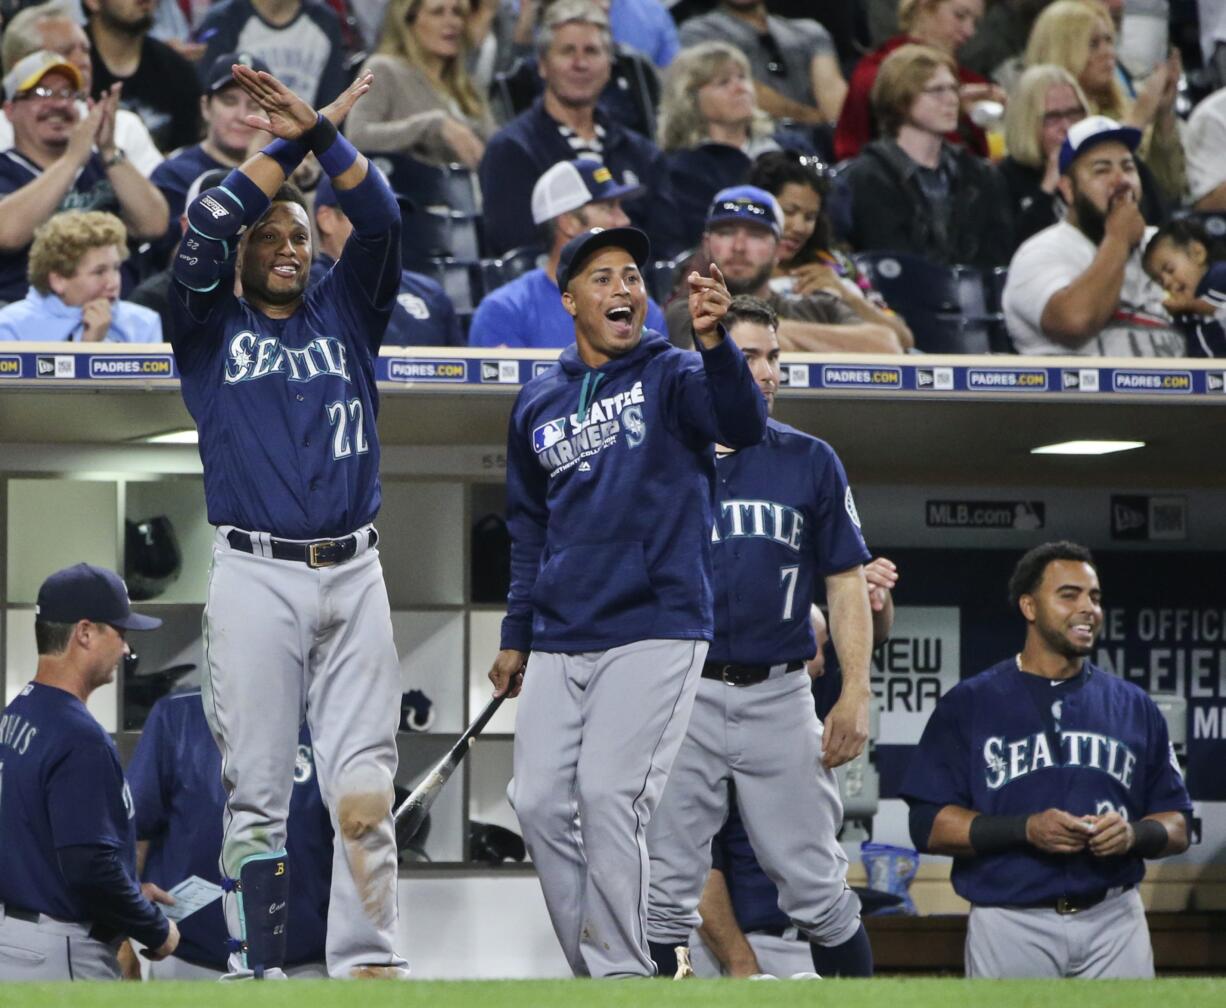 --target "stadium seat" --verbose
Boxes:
[481,246,543,294]
[854,250,999,355]
[429,257,485,319]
